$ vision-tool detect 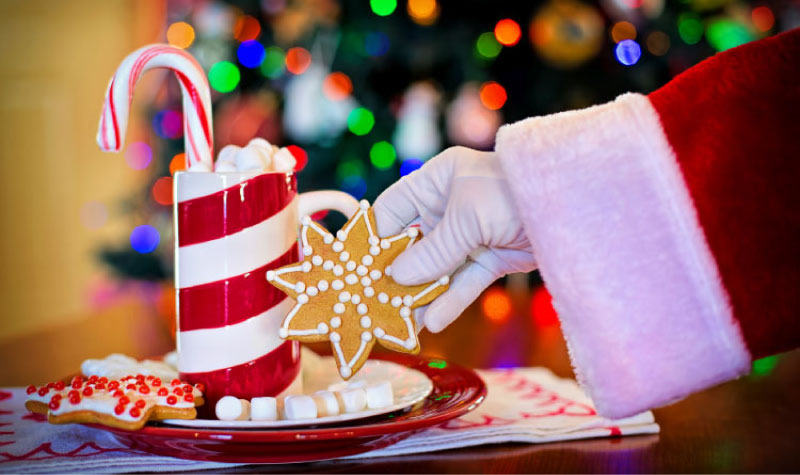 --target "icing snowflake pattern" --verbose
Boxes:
[267,200,450,379]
